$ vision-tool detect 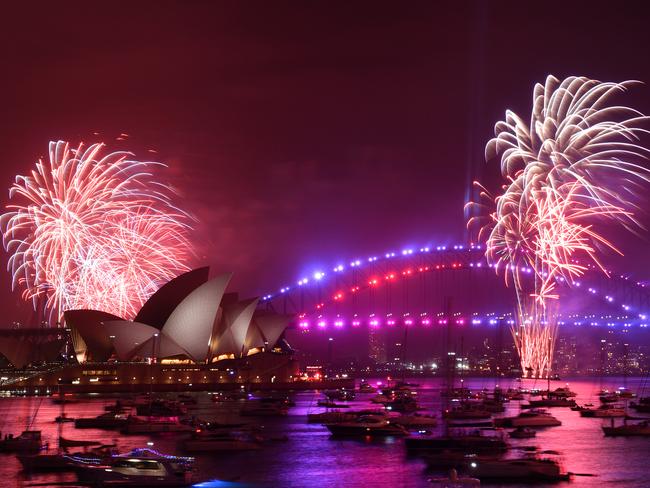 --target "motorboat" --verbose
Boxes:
[386,395,419,413]
[603,419,650,436]
[0,431,45,452]
[391,413,438,429]
[122,415,194,434]
[181,429,262,452]
[325,416,409,437]
[444,405,492,420]
[241,401,289,416]
[494,409,561,428]
[509,427,536,438]
[525,397,576,408]
[466,457,570,482]
[75,411,129,429]
[370,394,389,404]
[359,382,376,393]
[324,389,356,401]
[136,399,187,417]
[317,399,350,408]
[75,447,195,487]
[579,405,625,418]
[405,431,508,453]
[307,411,356,423]
[59,437,102,449]
[550,386,576,398]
